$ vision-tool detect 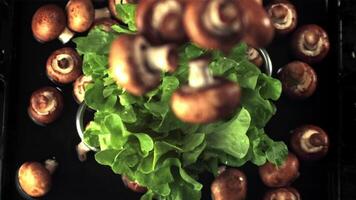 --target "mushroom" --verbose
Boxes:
[66,0,111,33]
[259,153,300,188]
[290,125,329,160]
[278,61,317,99]
[17,159,58,197]
[239,0,274,48]
[28,87,64,125]
[184,0,244,50]
[254,0,263,5]
[92,18,118,32]
[46,47,82,84]
[31,4,75,43]
[247,47,263,67]
[136,0,187,44]
[211,168,247,200]
[76,140,93,162]
[109,0,140,21]
[109,34,178,96]
[266,0,297,34]
[264,187,301,200]
[122,175,147,193]
[171,56,241,124]
[291,24,330,63]
[73,75,93,104]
